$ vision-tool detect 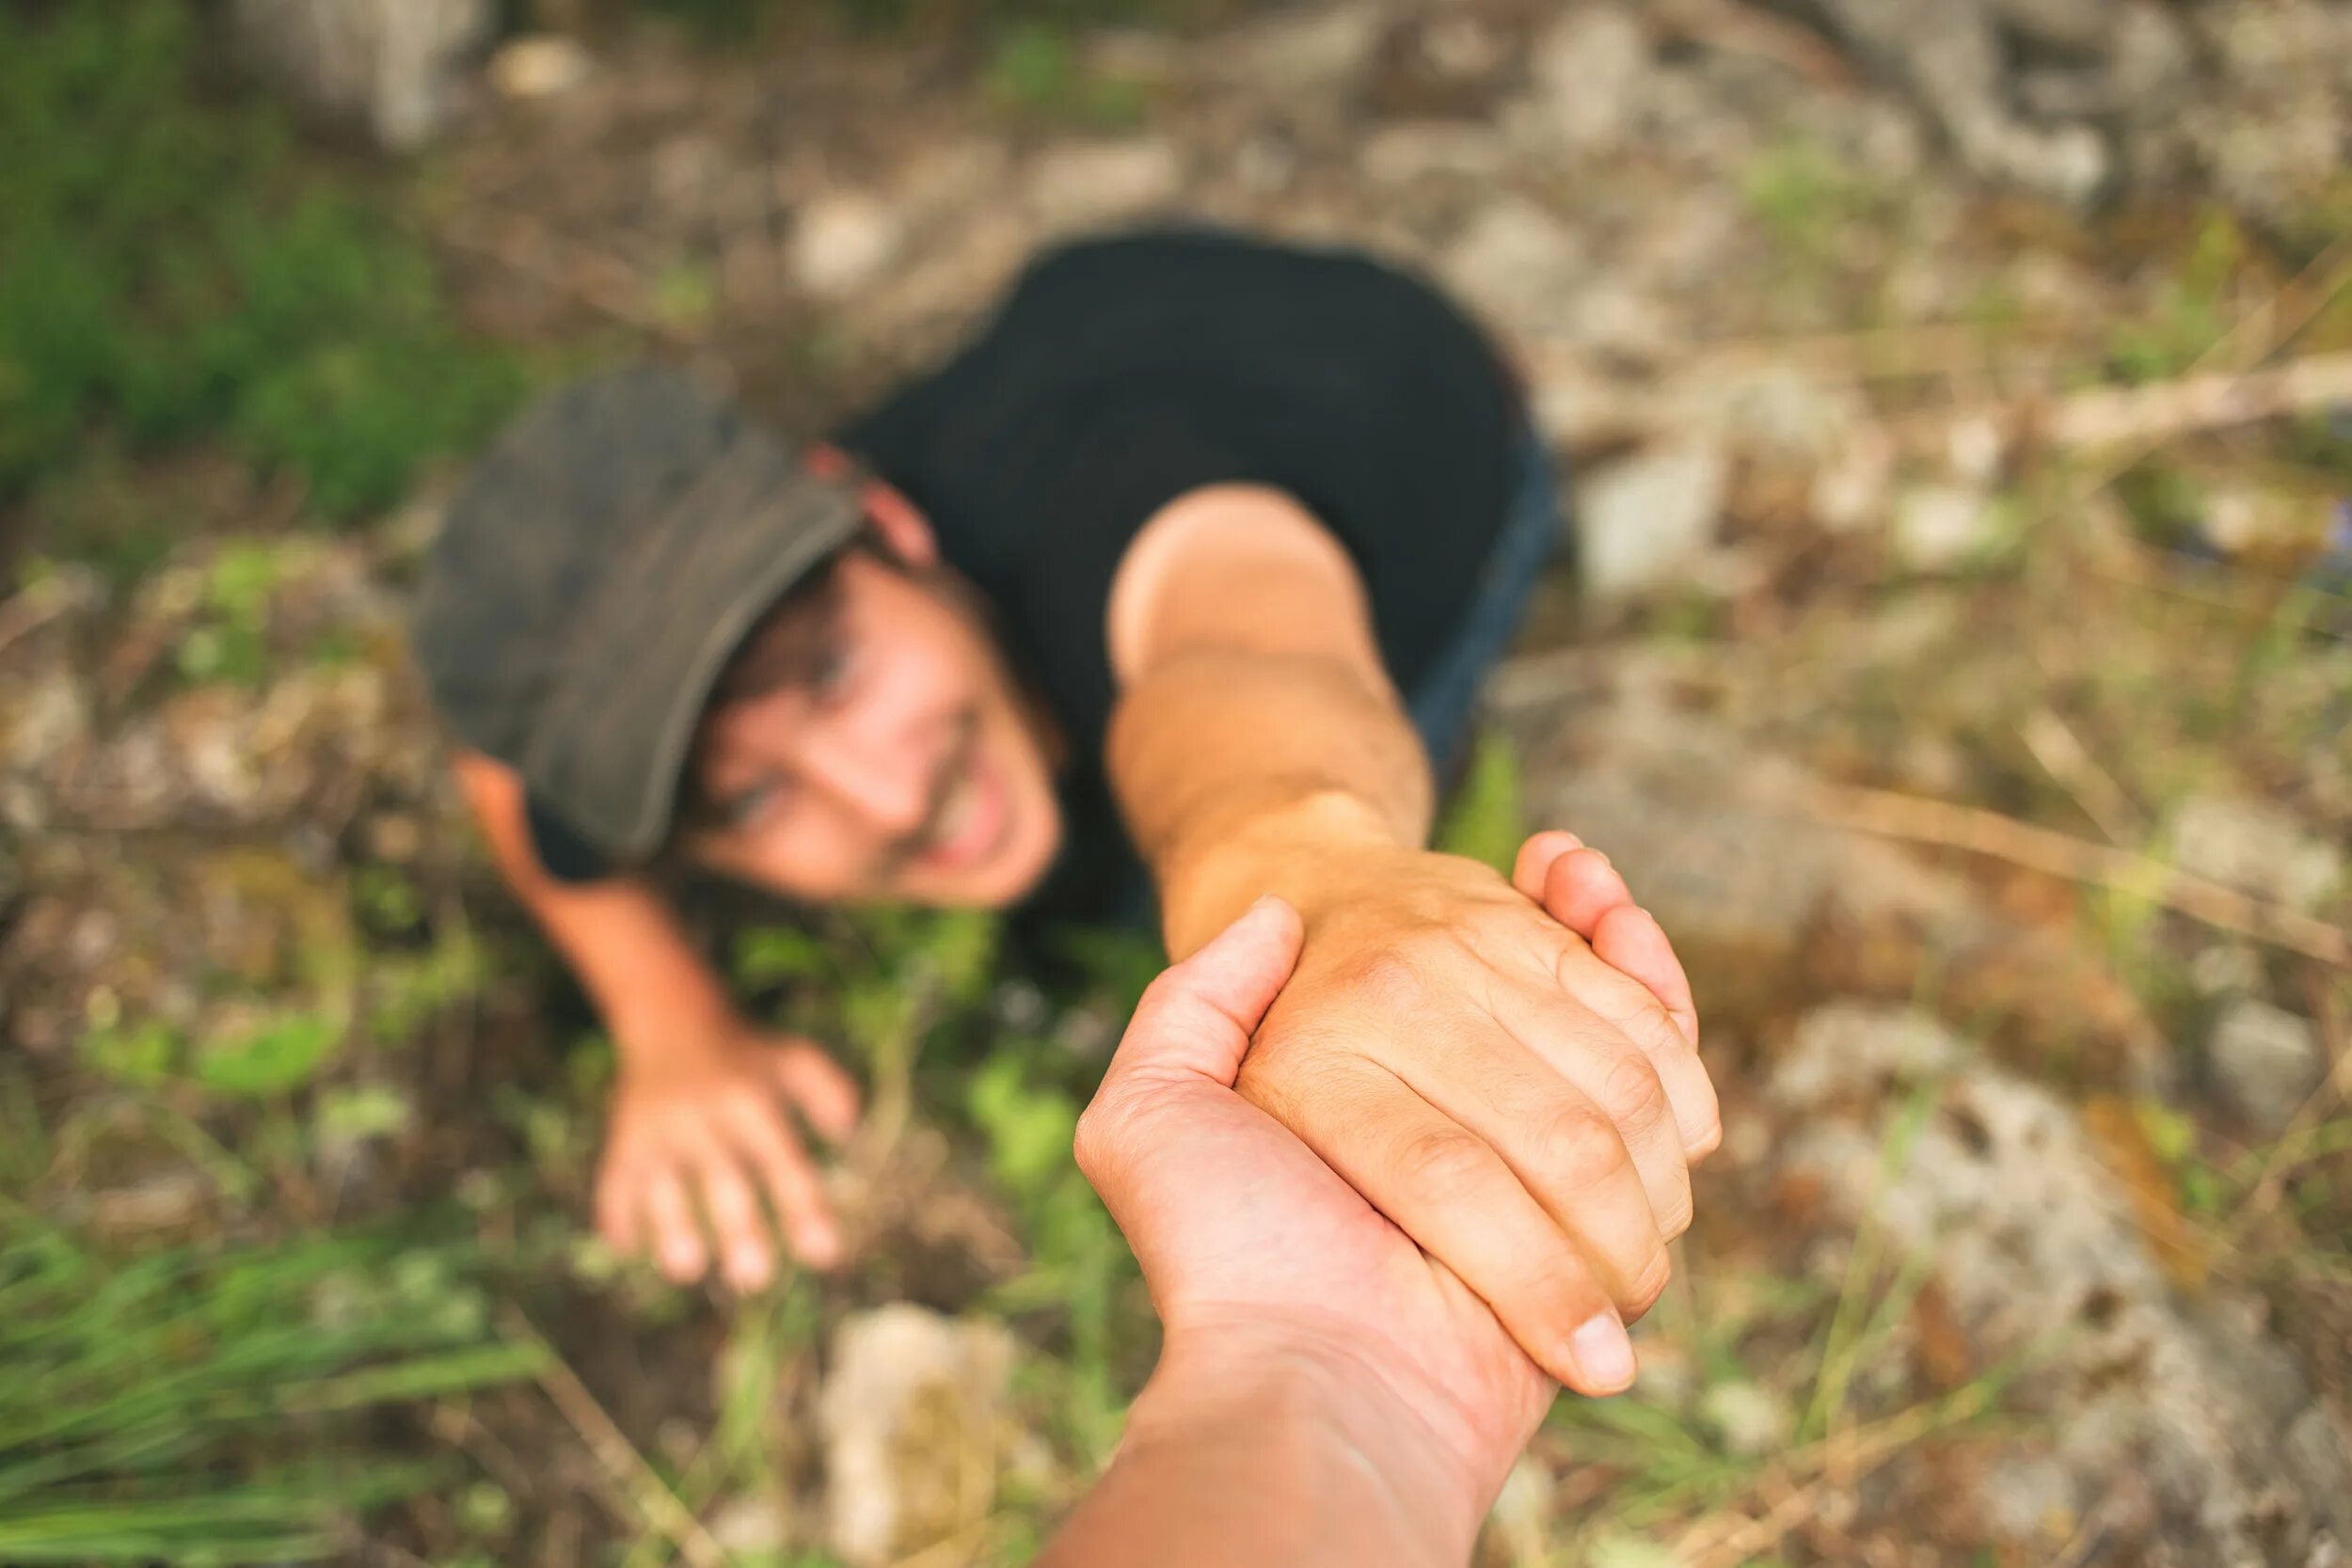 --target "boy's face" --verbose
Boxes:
[681,533,1065,909]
